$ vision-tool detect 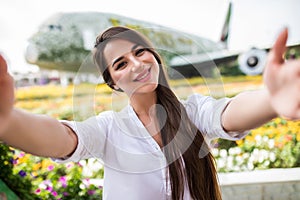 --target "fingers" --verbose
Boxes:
[0,54,8,75]
[269,27,288,65]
